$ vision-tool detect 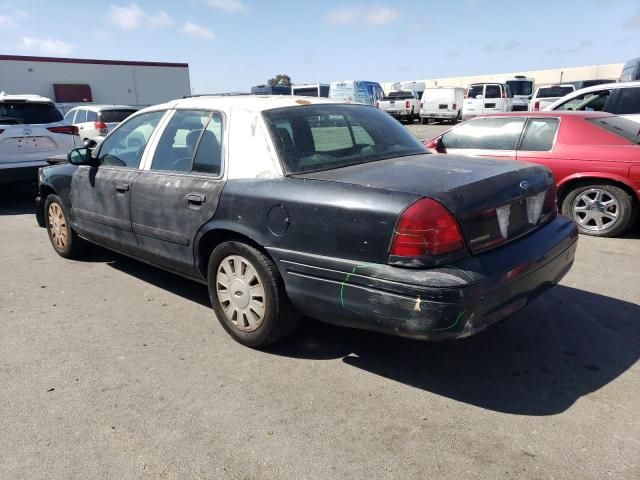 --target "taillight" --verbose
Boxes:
[540,184,558,224]
[533,101,540,111]
[405,100,410,109]
[420,101,424,109]
[389,198,465,258]
[452,103,457,110]
[47,126,79,135]
[375,101,379,108]
[501,90,506,98]
[94,121,108,134]
[464,92,468,99]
